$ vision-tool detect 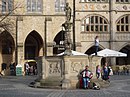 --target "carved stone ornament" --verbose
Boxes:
[123,5,127,10]
[49,62,61,75]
